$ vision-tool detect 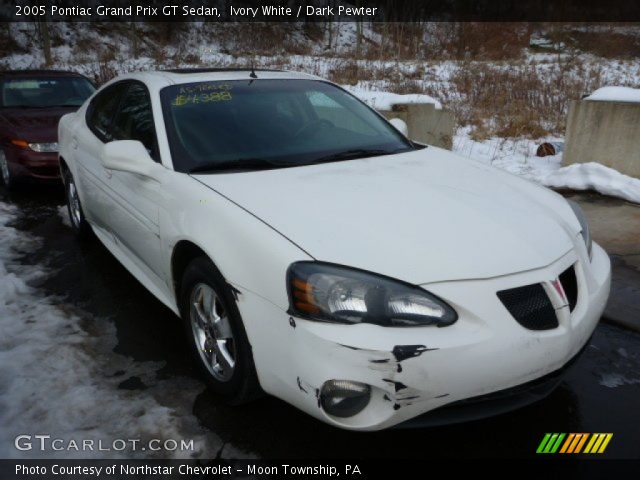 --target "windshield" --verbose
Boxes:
[0,76,95,108]
[160,79,415,173]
